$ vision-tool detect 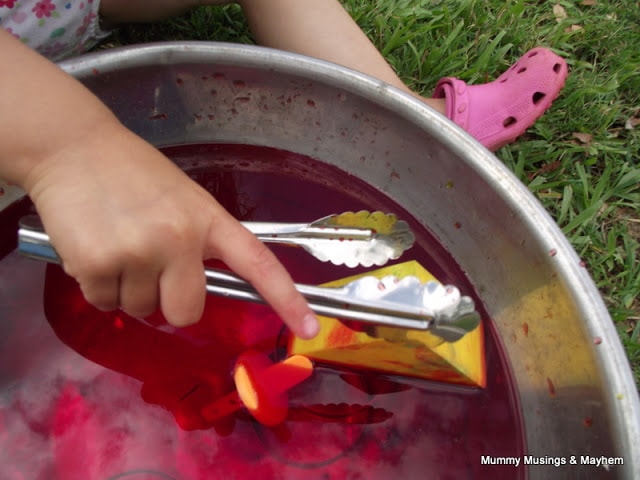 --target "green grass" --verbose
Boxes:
[105,0,640,385]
